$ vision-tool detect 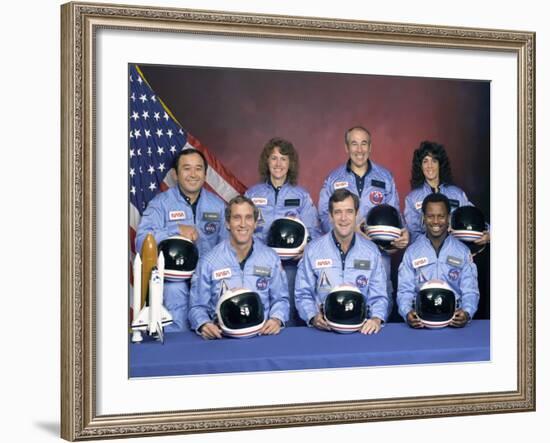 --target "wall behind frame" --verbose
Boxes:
[140,64,491,319]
